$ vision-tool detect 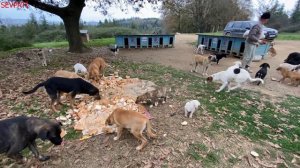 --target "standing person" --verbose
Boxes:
[242,12,271,72]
